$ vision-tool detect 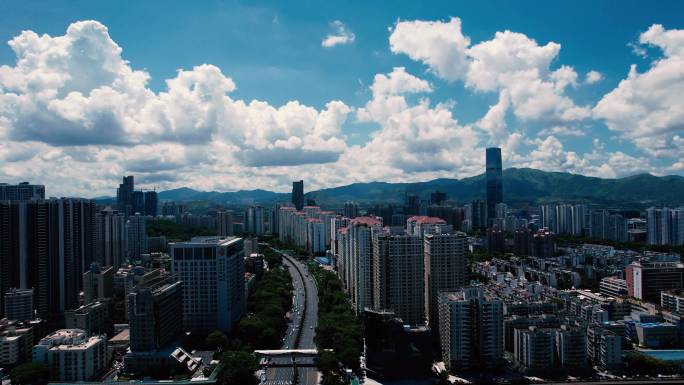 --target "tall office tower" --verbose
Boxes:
[430,191,447,206]
[344,201,360,219]
[126,213,147,260]
[344,217,383,315]
[424,233,467,330]
[4,288,33,321]
[143,191,158,217]
[572,204,587,235]
[83,263,114,305]
[0,182,45,201]
[673,208,684,246]
[131,190,145,215]
[439,286,504,370]
[471,200,488,230]
[170,236,245,333]
[245,205,265,235]
[647,207,672,245]
[95,207,126,268]
[117,176,135,216]
[590,209,609,239]
[292,180,304,211]
[485,147,503,225]
[372,232,424,326]
[217,211,234,236]
[127,280,183,351]
[0,199,96,318]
